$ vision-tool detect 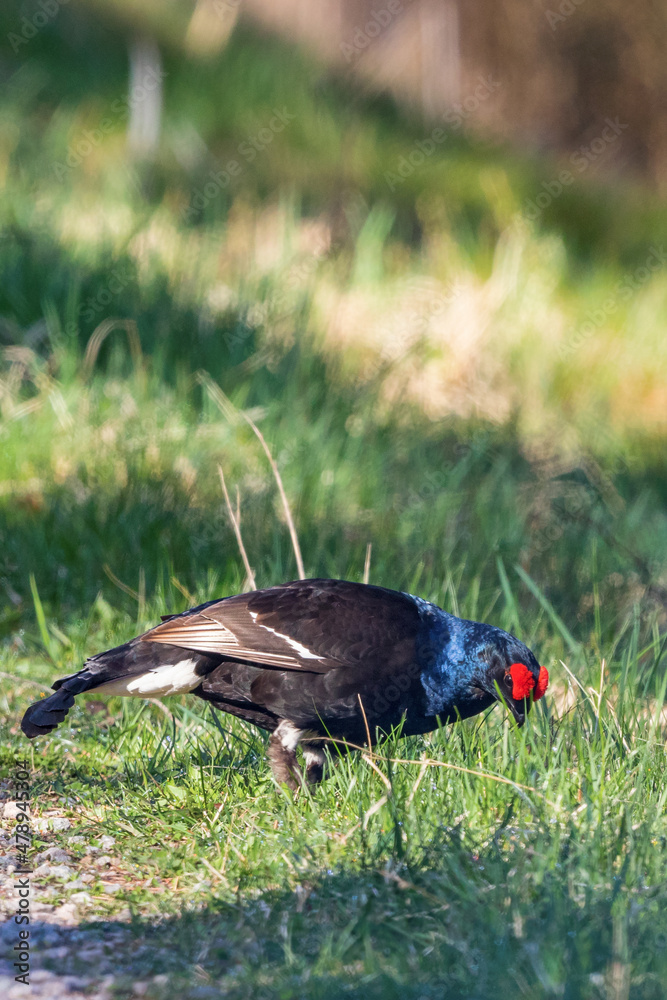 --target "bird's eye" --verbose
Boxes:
[504,672,513,687]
